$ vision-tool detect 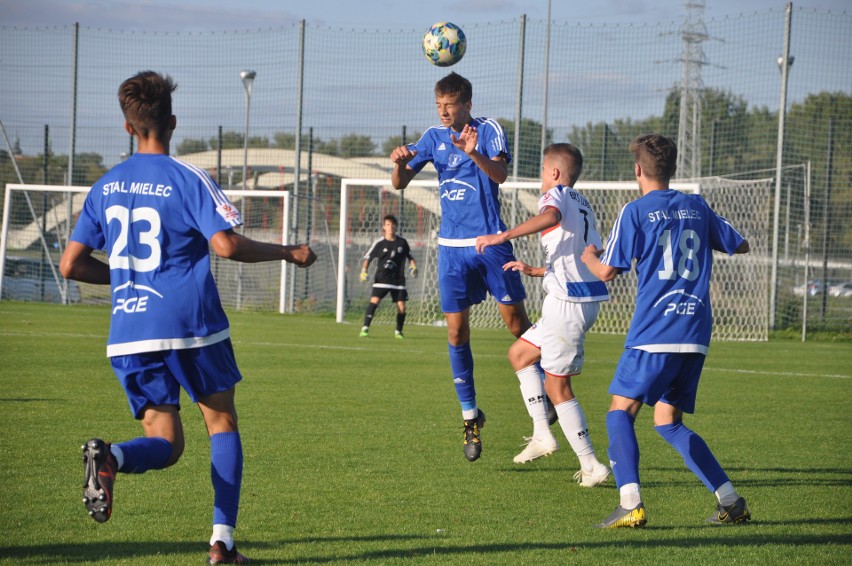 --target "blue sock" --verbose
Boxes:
[210,432,243,527]
[655,421,729,492]
[606,410,640,488]
[114,437,172,473]
[448,342,476,411]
